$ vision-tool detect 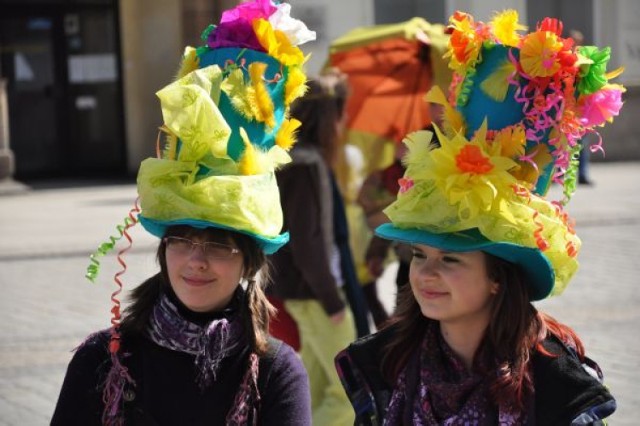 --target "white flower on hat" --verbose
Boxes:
[269,3,316,46]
